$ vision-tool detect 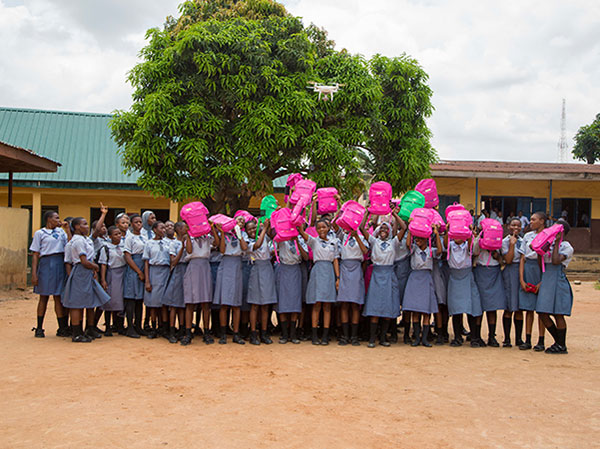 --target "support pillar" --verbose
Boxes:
[169,200,179,222]
[32,191,41,236]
